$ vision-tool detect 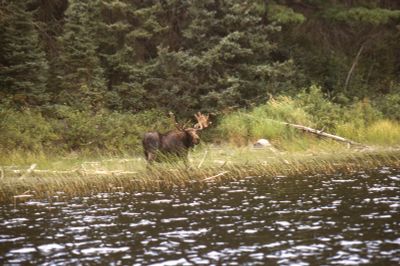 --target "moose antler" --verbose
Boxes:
[170,112,211,131]
[194,112,211,130]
